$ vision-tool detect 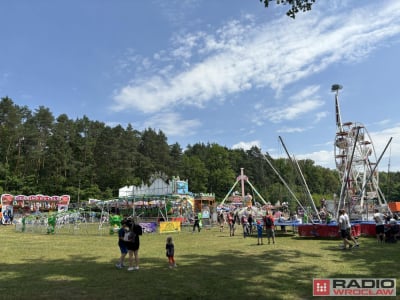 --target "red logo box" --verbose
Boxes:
[313,279,330,296]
